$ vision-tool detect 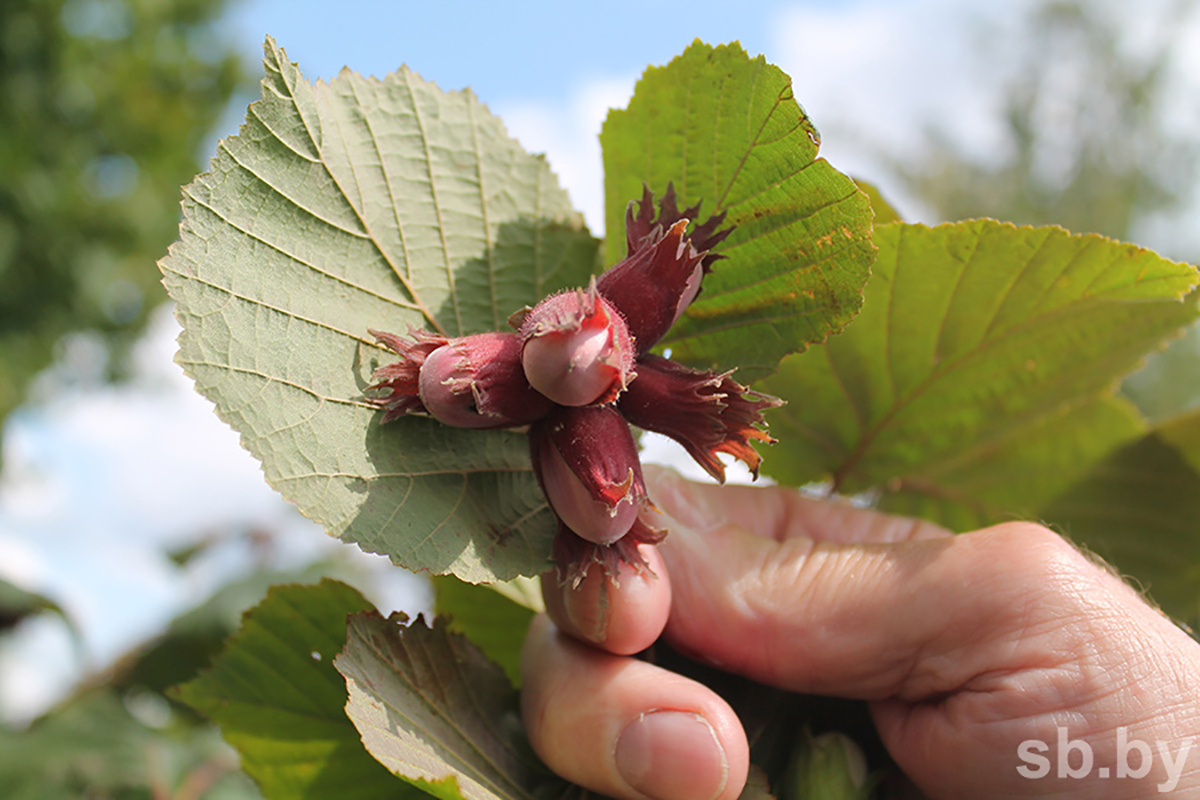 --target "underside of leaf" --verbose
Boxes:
[160,38,599,581]
[335,612,562,800]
